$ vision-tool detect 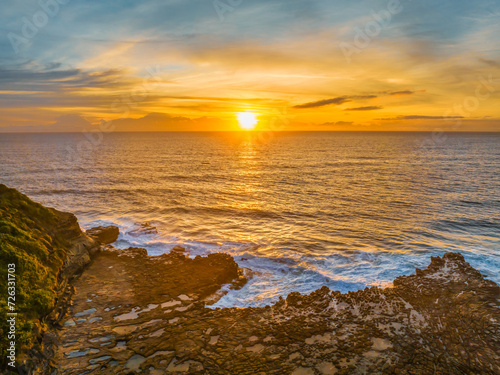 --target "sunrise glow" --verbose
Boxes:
[0,2,498,133]
[237,112,259,131]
